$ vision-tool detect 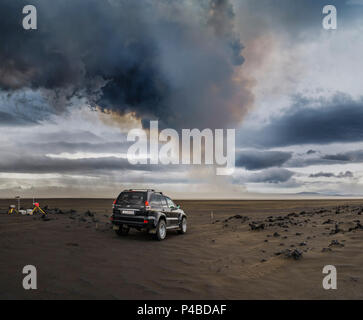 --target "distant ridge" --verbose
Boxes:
[295,191,352,197]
